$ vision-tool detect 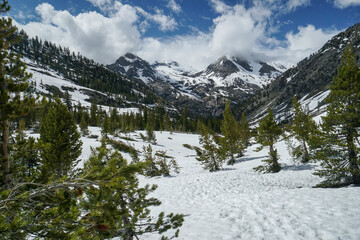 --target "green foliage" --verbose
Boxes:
[286,96,318,163]
[101,113,111,136]
[196,121,225,172]
[81,141,183,239]
[79,111,89,136]
[220,100,243,165]
[254,108,282,173]
[1,141,184,239]
[12,31,159,104]
[107,138,139,163]
[155,151,180,177]
[0,3,34,189]
[11,121,41,182]
[39,98,82,179]
[239,112,252,147]
[142,144,180,177]
[313,45,360,186]
[145,111,157,144]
